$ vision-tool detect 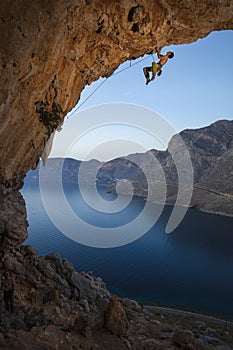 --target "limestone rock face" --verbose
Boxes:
[0,190,28,251]
[0,0,233,186]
